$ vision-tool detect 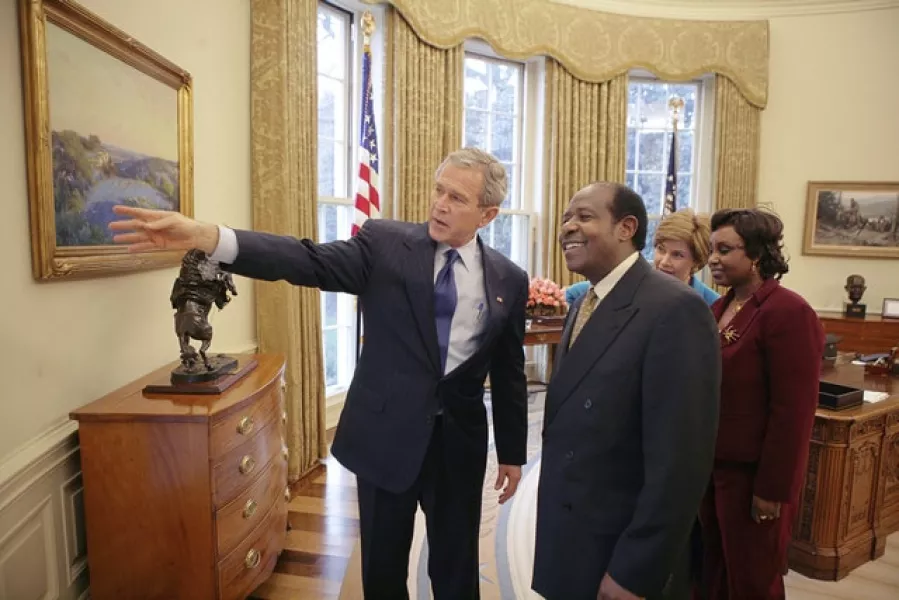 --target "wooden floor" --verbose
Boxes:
[248,453,357,600]
[250,429,899,600]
